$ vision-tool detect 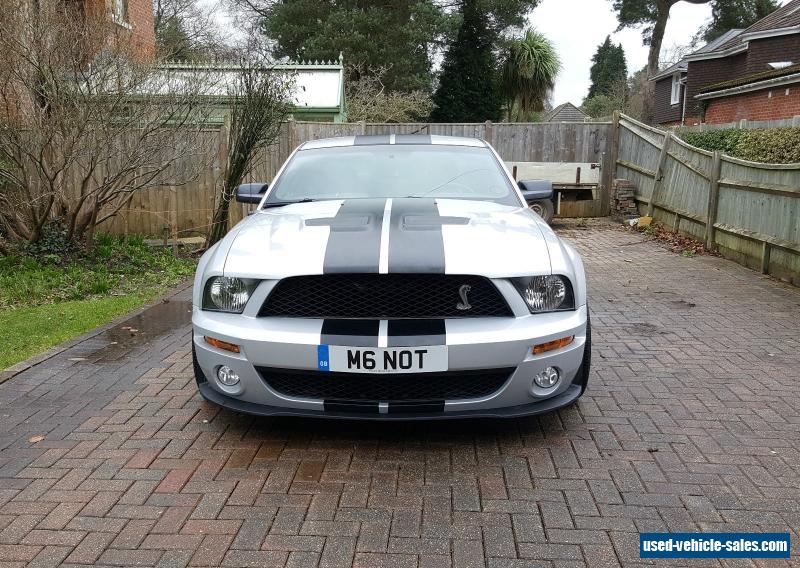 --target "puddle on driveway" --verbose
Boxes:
[87,299,192,361]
